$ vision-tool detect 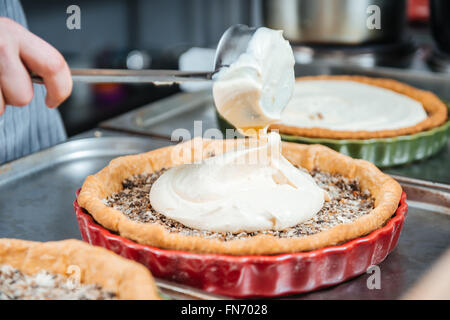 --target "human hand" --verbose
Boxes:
[0,17,72,115]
